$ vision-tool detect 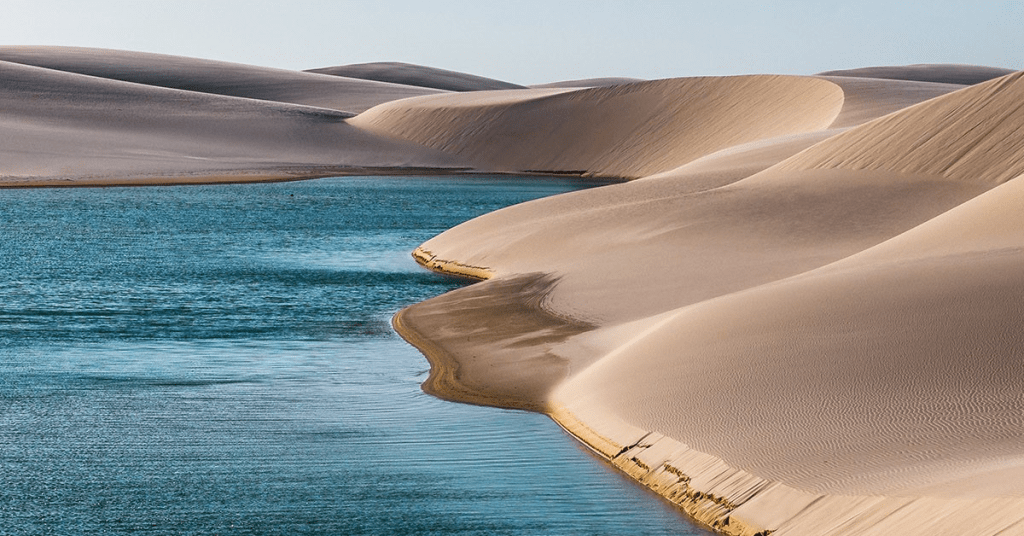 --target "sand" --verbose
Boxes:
[0,47,469,186]
[3,48,1023,535]
[307,61,526,92]
[392,67,1024,534]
